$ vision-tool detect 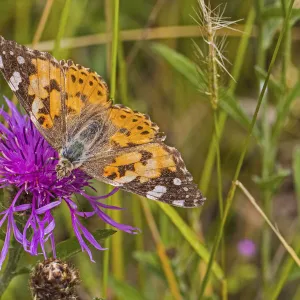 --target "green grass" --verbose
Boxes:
[0,0,300,299]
